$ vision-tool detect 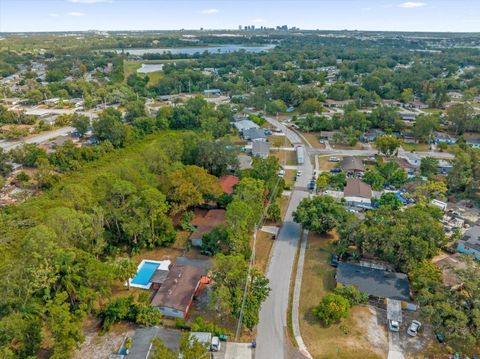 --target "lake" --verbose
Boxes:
[114,44,275,56]
[137,63,164,73]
